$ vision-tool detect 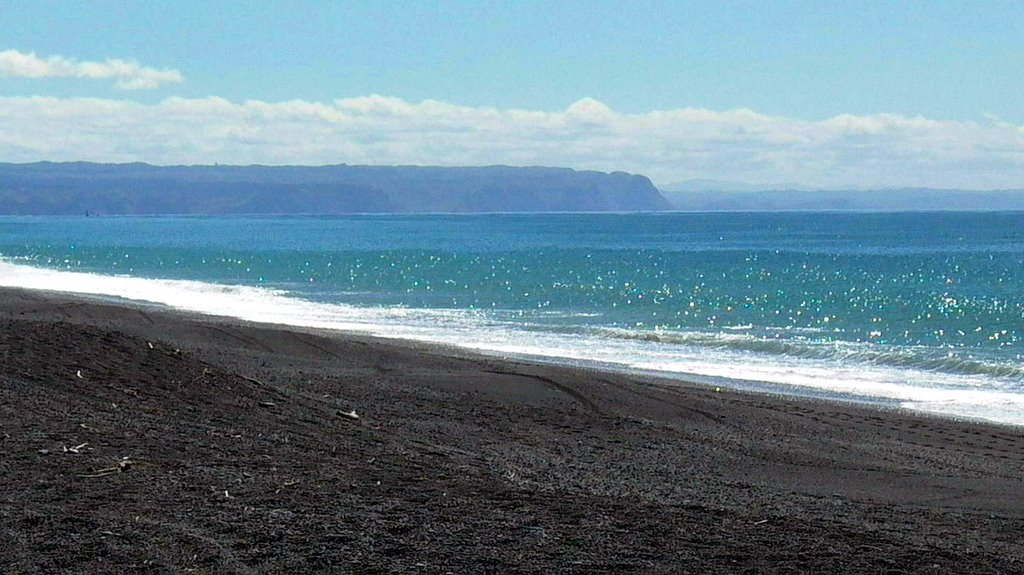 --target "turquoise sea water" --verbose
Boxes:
[2,212,1023,424]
